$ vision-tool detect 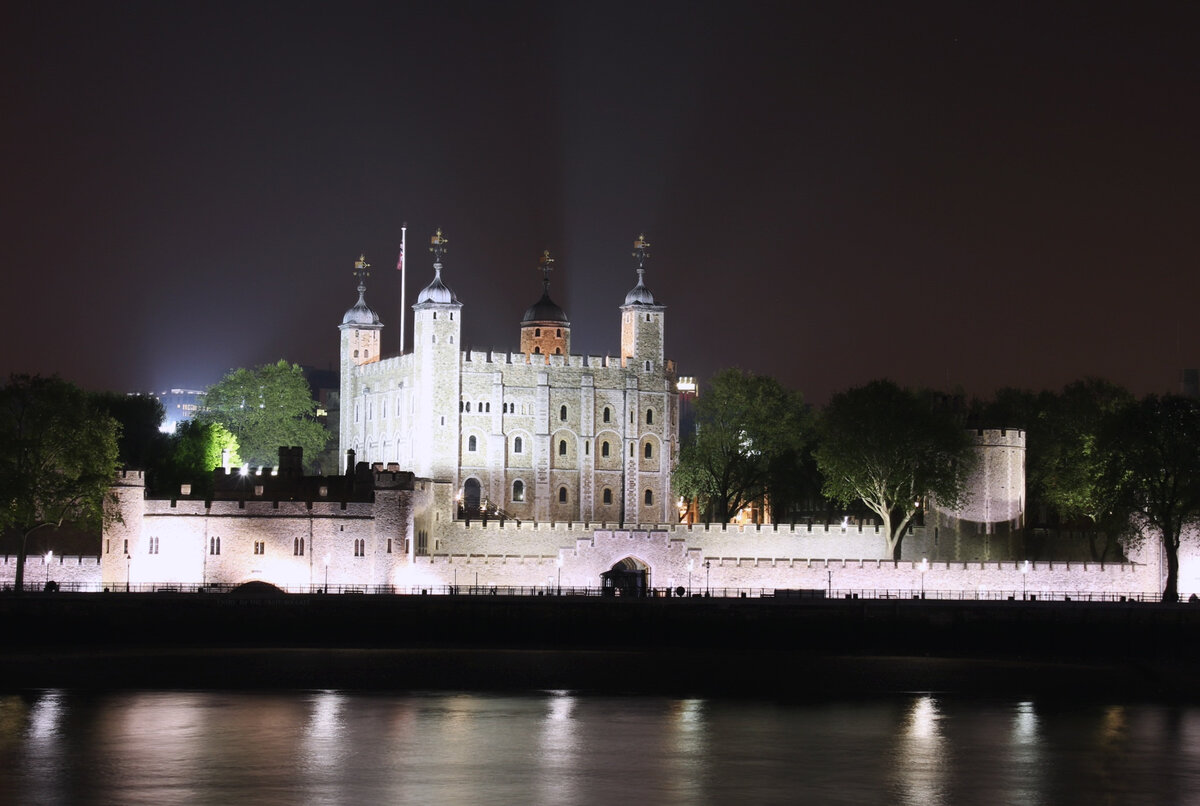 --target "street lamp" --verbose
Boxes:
[556,555,562,594]
[705,560,711,596]
[126,552,131,593]
[921,557,928,599]
[324,554,331,593]
[44,551,52,588]
[1022,559,1030,601]
[687,558,694,596]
